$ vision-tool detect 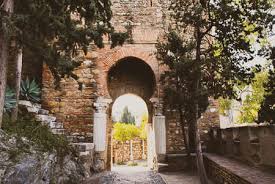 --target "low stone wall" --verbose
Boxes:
[204,155,250,184]
[112,139,147,163]
[207,125,275,169]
